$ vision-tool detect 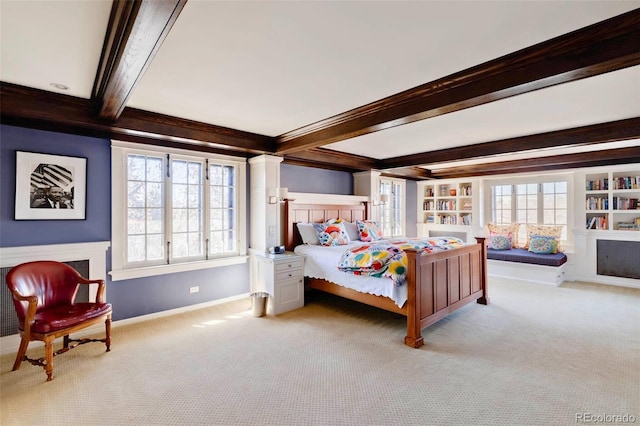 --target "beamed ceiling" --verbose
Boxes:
[1,1,639,179]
